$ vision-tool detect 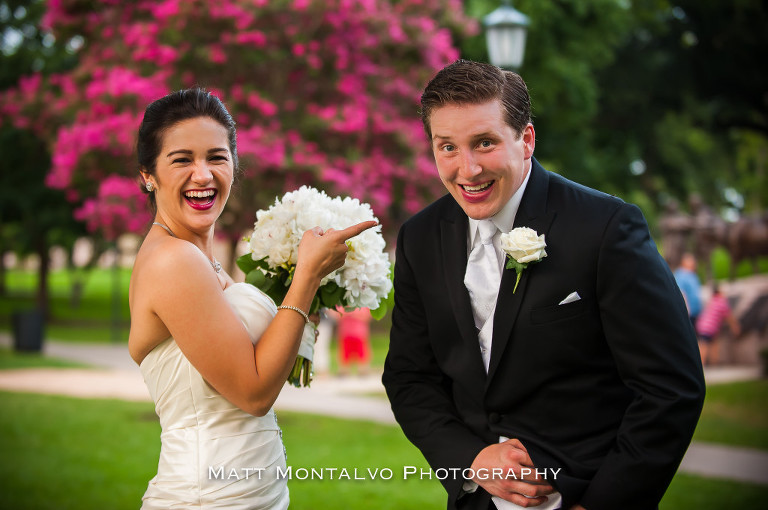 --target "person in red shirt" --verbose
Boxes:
[696,284,741,366]
[337,307,372,376]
